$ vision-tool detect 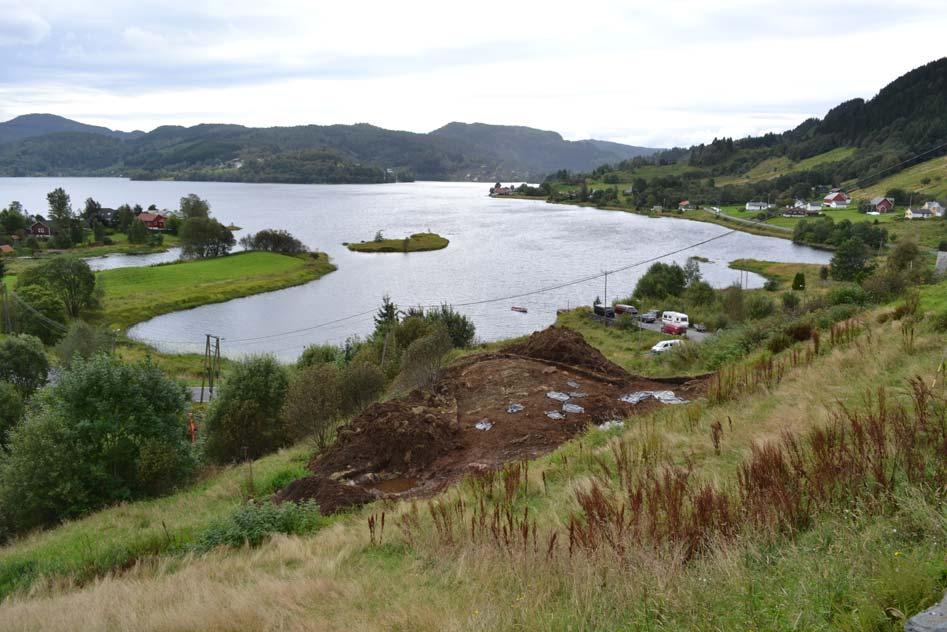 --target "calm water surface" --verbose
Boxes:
[0,178,832,361]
